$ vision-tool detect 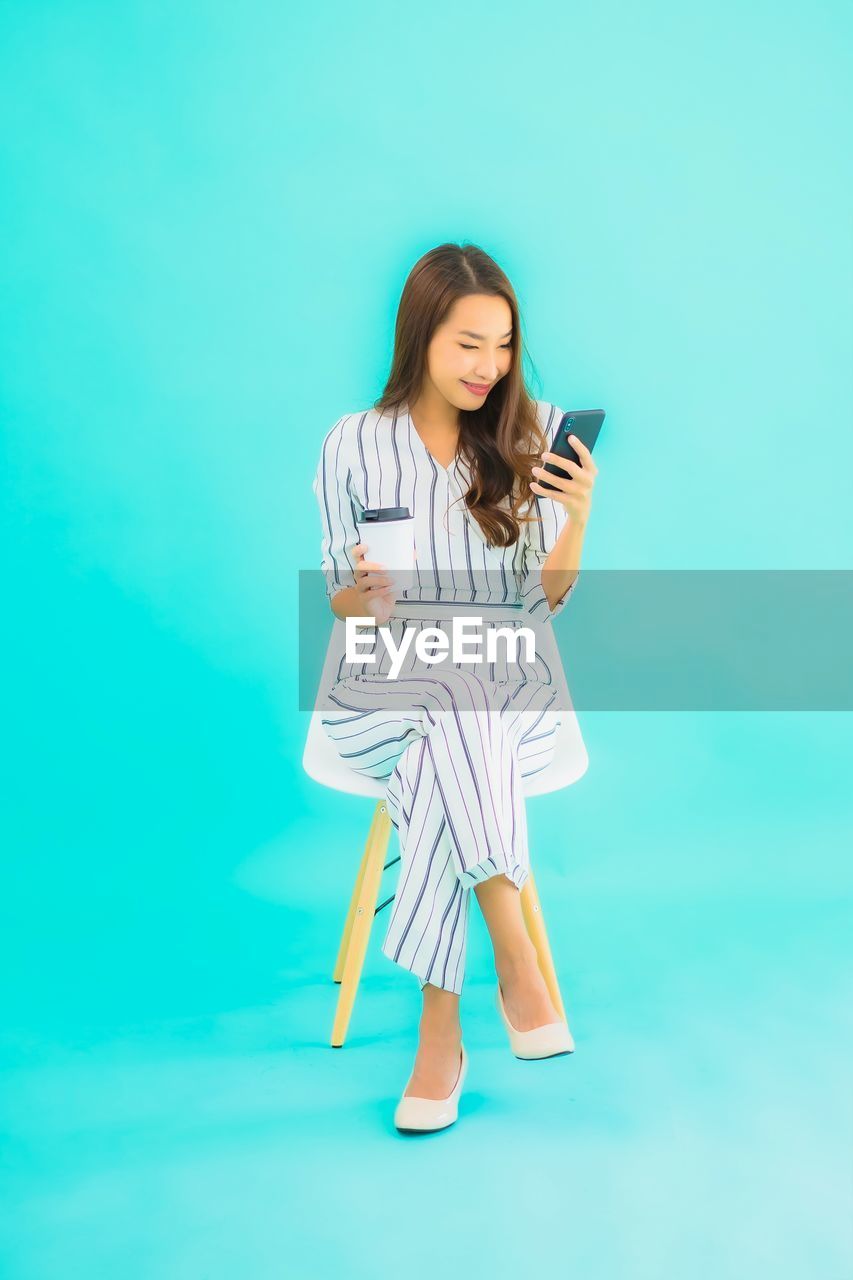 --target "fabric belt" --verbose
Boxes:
[389,600,528,622]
